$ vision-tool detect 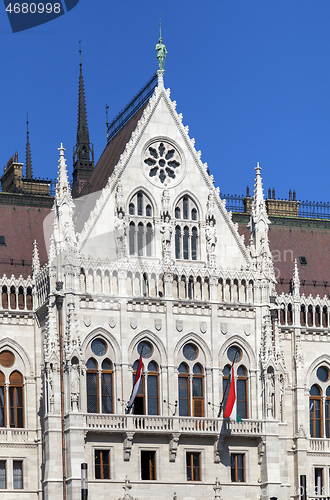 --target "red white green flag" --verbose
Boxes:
[126,350,143,413]
[224,363,242,422]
